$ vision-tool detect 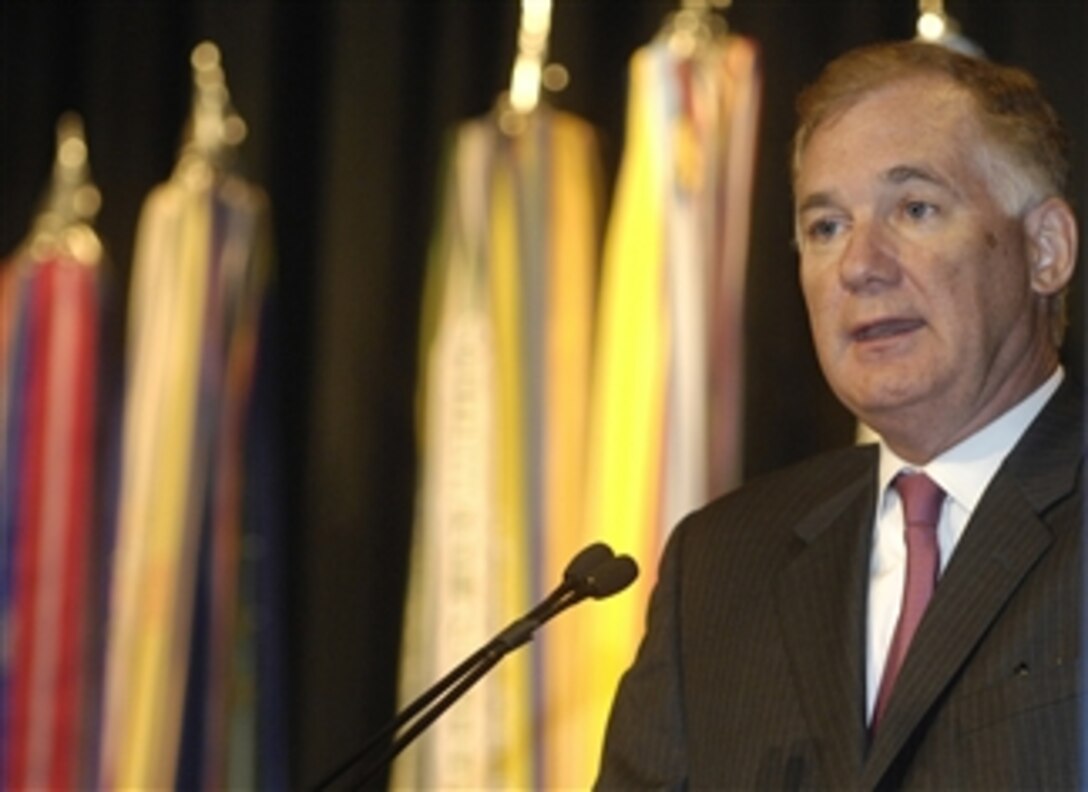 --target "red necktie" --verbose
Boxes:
[872,472,945,731]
